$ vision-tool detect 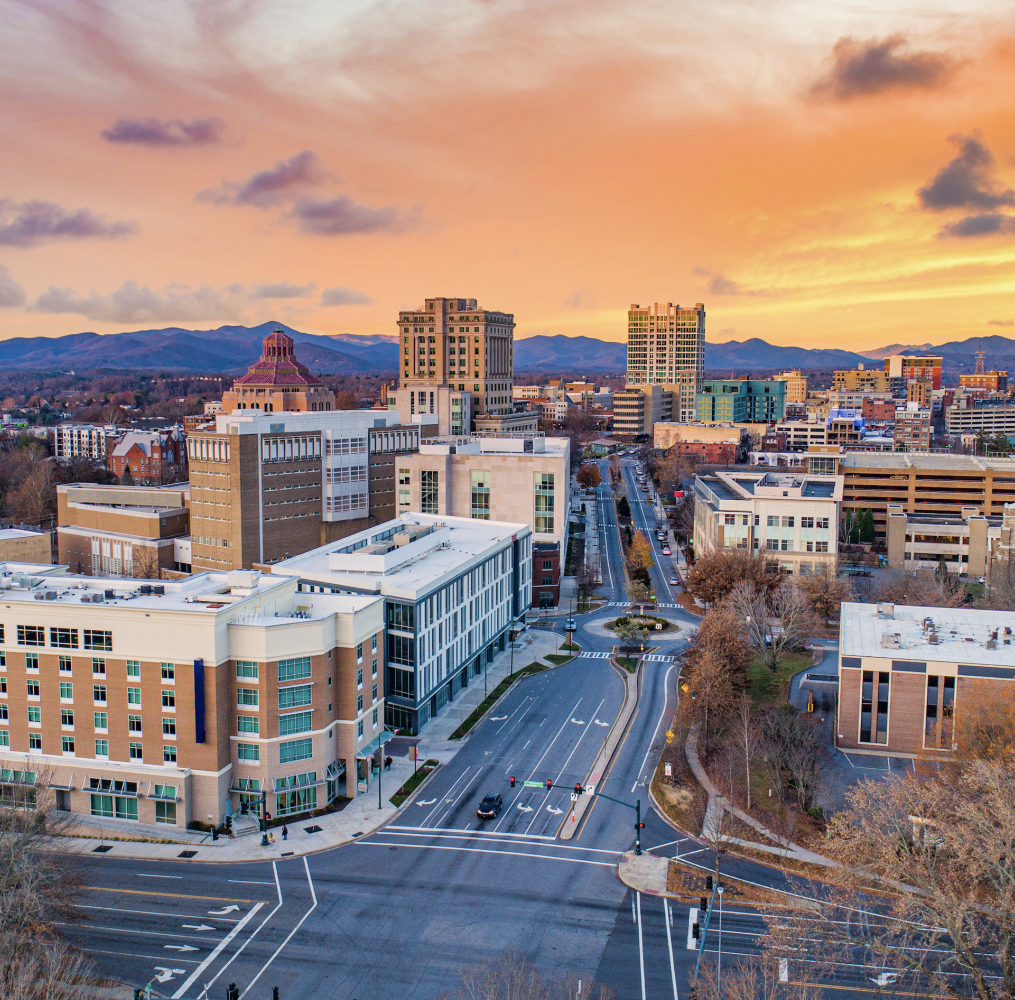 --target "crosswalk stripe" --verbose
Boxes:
[578,651,611,659]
